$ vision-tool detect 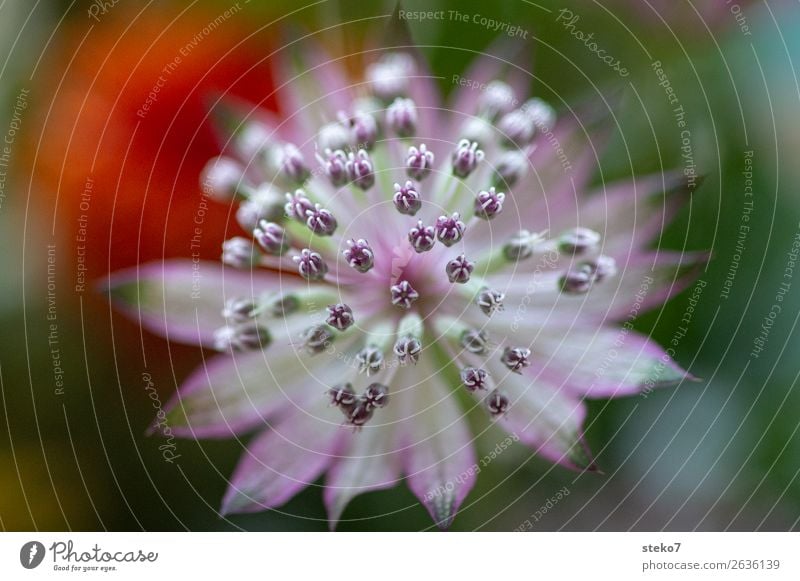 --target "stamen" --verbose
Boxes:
[435,213,466,247]
[446,254,474,284]
[318,122,351,152]
[393,181,422,216]
[222,237,260,268]
[213,322,271,352]
[200,156,246,202]
[479,80,516,120]
[452,139,484,178]
[558,227,601,255]
[503,230,534,262]
[327,383,357,407]
[279,143,310,183]
[319,148,349,187]
[339,110,378,150]
[559,267,593,294]
[355,345,384,375]
[497,108,535,147]
[343,238,375,273]
[264,294,300,317]
[284,189,315,222]
[476,288,505,316]
[460,367,489,392]
[394,335,422,364]
[501,346,531,374]
[305,203,338,236]
[460,328,490,354]
[236,184,284,231]
[386,97,417,137]
[326,303,354,331]
[523,98,556,131]
[587,255,617,281]
[344,397,374,427]
[486,389,510,417]
[293,248,328,281]
[253,220,290,256]
[474,187,505,220]
[494,149,529,187]
[364,382,390,408]
[408,220,436,253]
[407,143,435,181]
[222,297,257,323]
[390,280,419,309]
[301,324,334,355]
[346,149,375,190]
